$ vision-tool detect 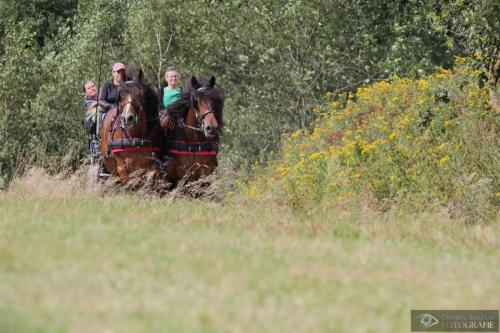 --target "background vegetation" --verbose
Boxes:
[243,60,499,221]
[1,0,498,180]
[0,0,498,219]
